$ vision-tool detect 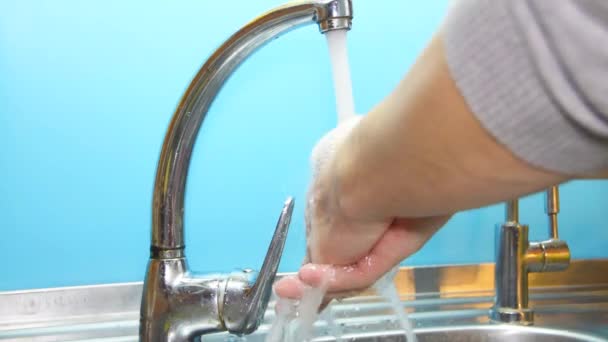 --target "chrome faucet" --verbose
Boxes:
[490,186,571,325]
[140,1,353,341]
